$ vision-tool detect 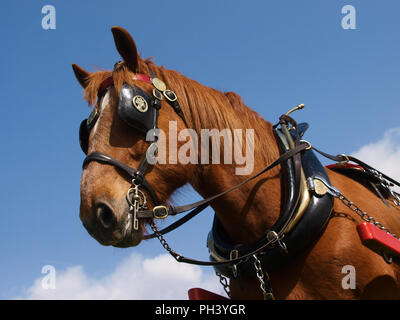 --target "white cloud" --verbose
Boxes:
[351,127,400,190]
[18,253,227,300]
